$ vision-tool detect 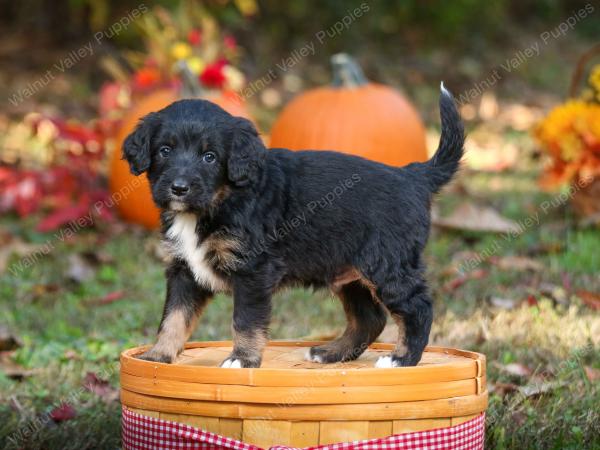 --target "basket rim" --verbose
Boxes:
[121,340,486,388]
